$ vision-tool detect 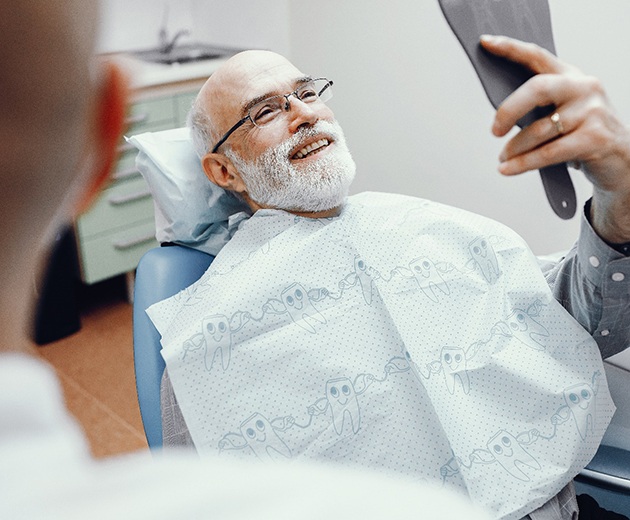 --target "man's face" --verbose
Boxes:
[206,52,356,212]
